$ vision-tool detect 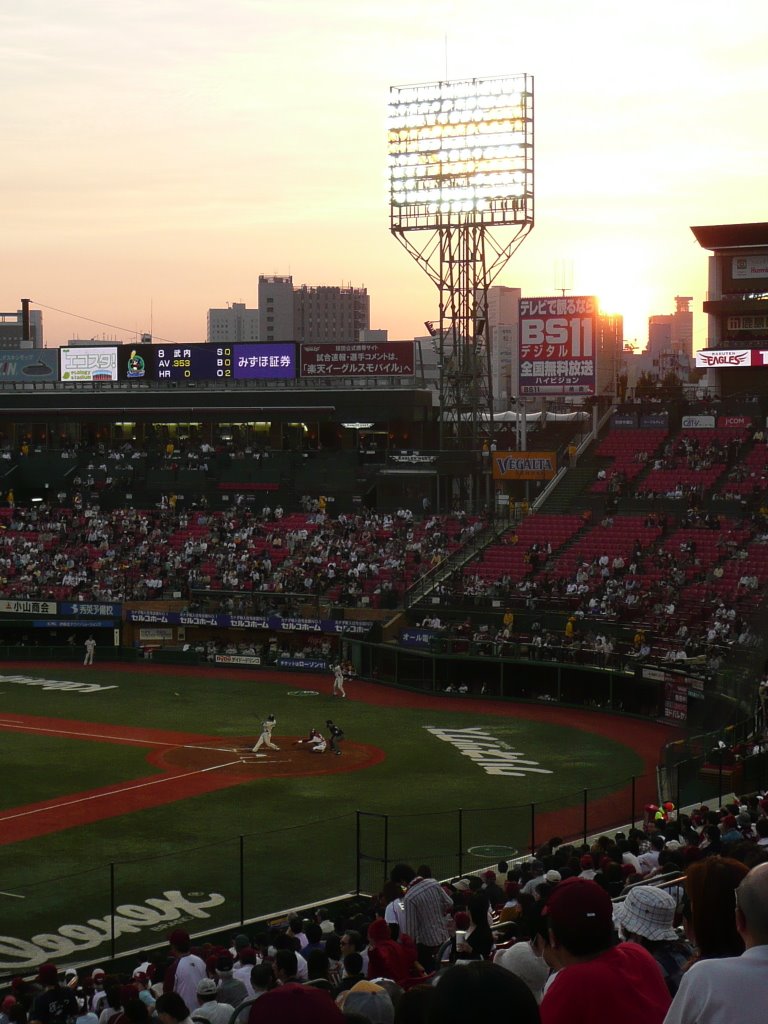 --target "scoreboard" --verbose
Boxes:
[61,343,296,383]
